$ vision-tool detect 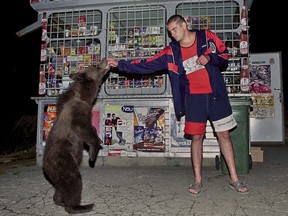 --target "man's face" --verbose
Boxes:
[167,21,186,41]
